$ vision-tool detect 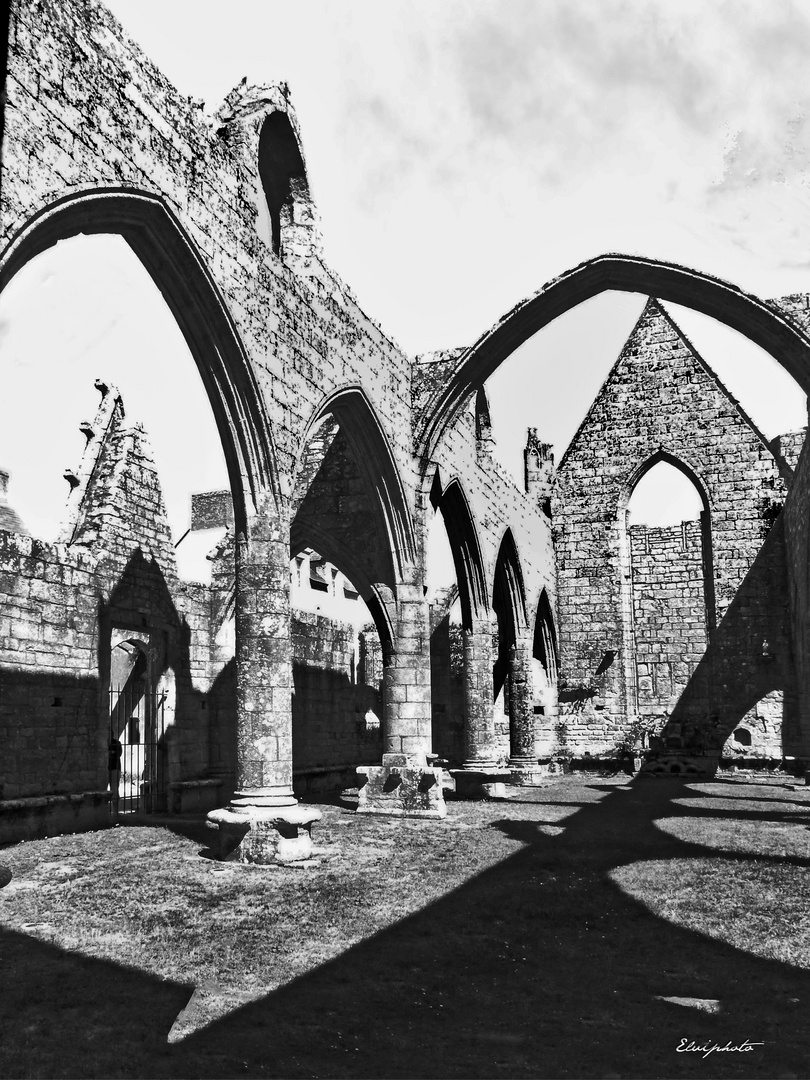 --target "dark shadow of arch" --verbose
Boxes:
[492,528,528,697]
[290,523,395,658]
[0,188,280,535]
[417,254,810,465]
[430,473,488,632]
[664,514,796,761]
[533,587,559,683]
[295,387,416,581]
